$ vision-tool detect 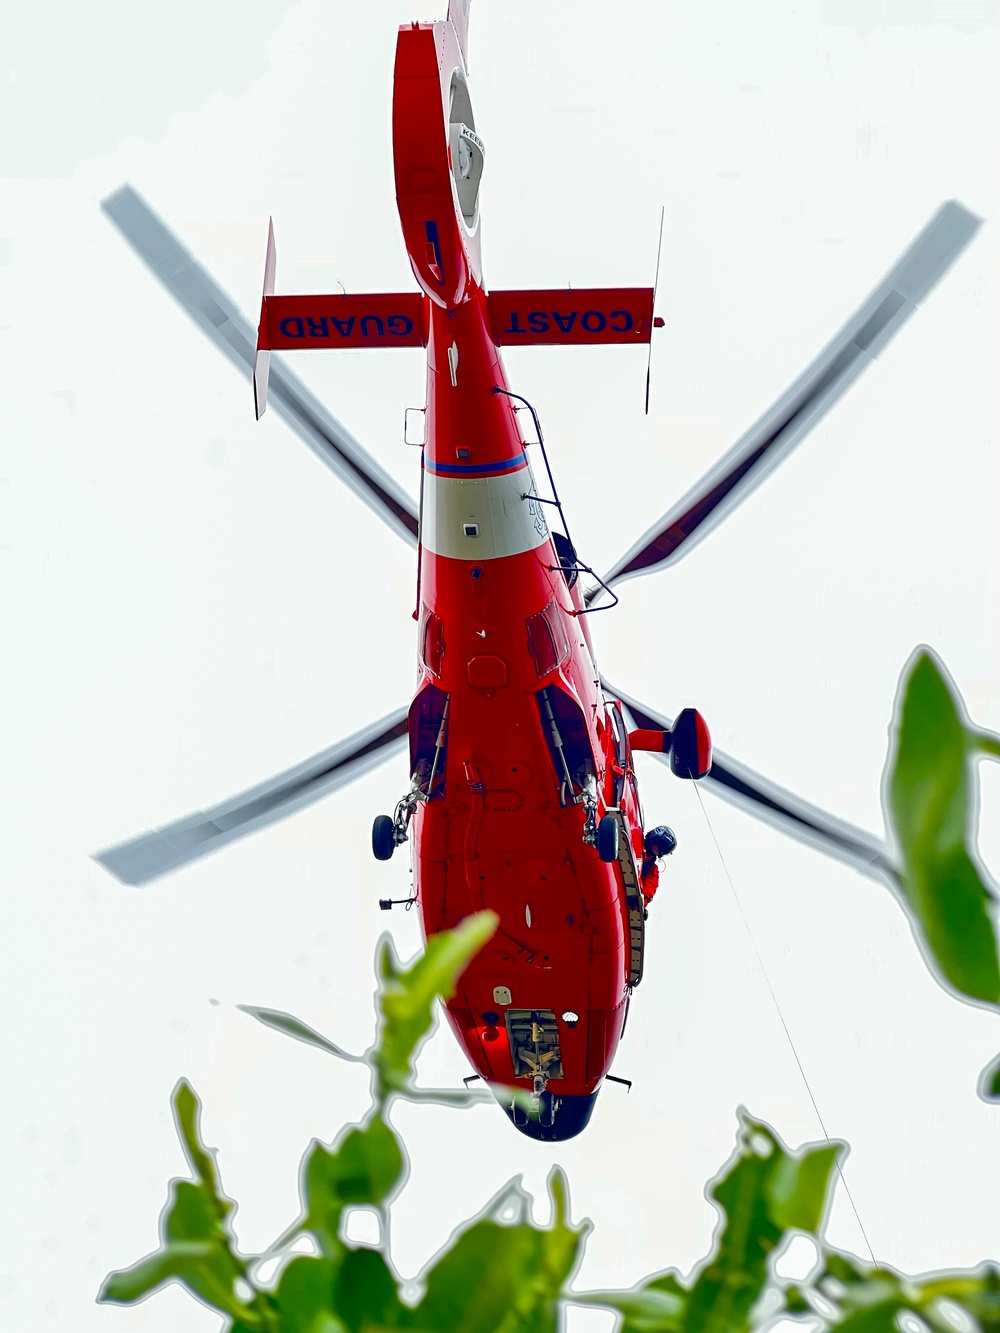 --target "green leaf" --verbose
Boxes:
[100,1081,270,1325]
[824,1251,869,1285]
[397,1086,492,1108]
[766,1140,842,1234]
[972,728,1000,761]
[572,1284,686,1333]
[408,1217,540,1333]
[303,1116,403,1257]
[979,1052,1000,1102]
[538,1168,588,1297]
[236,1004,362,1063]
[887,650,1000,1004]
[163,1179,258,1321]
[829,1297,907,1330]
[331,1248,403,1332]
[782,1285,811,1315]
[680,1116,843,1333]
[408,1173,585,1333]
[373,912,498,1098]
[99,1241,214,1304]
[162,1081,271,1325]
[174,1079,225,1202]
[274,1256,345,1333]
